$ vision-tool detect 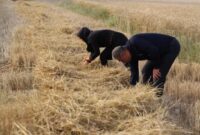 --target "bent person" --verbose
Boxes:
[77,27,128,65]
[112,33,181,96]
